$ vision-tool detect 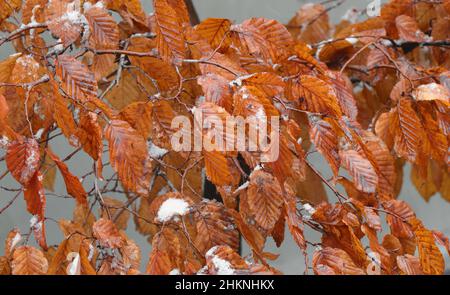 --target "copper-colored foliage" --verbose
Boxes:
[105,120,151,194]
[0,0,449,277]
[339,150,379,193]
[247,170,283,232]
[46,148,87,205]
[295,75,342,116]
[154,0,186,64]
[46,0,82,47]
[410,218,445,275]
[92,218,125,249]
[312,247,365,275]
[194,18,232,51]
[11,246,48,275]
[56,55,98,102]
[85,6,120,49]
[6,138,40,186]
[193,200,239,255]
